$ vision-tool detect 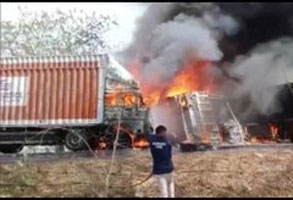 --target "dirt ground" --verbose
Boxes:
[1,147,293,197]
